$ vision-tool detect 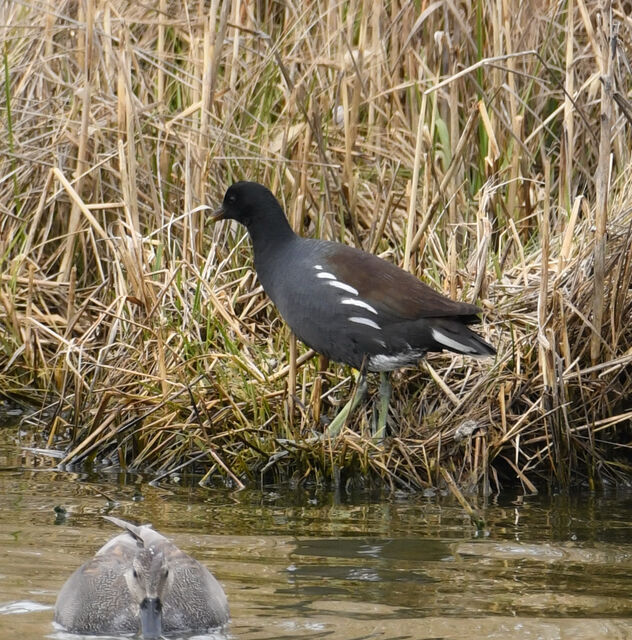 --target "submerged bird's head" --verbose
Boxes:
[125,546,171,640]
[213,181,282,229]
